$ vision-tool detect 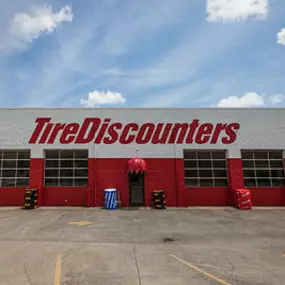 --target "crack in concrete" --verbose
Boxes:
[22,259,33,285]
[133,245,142,285]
